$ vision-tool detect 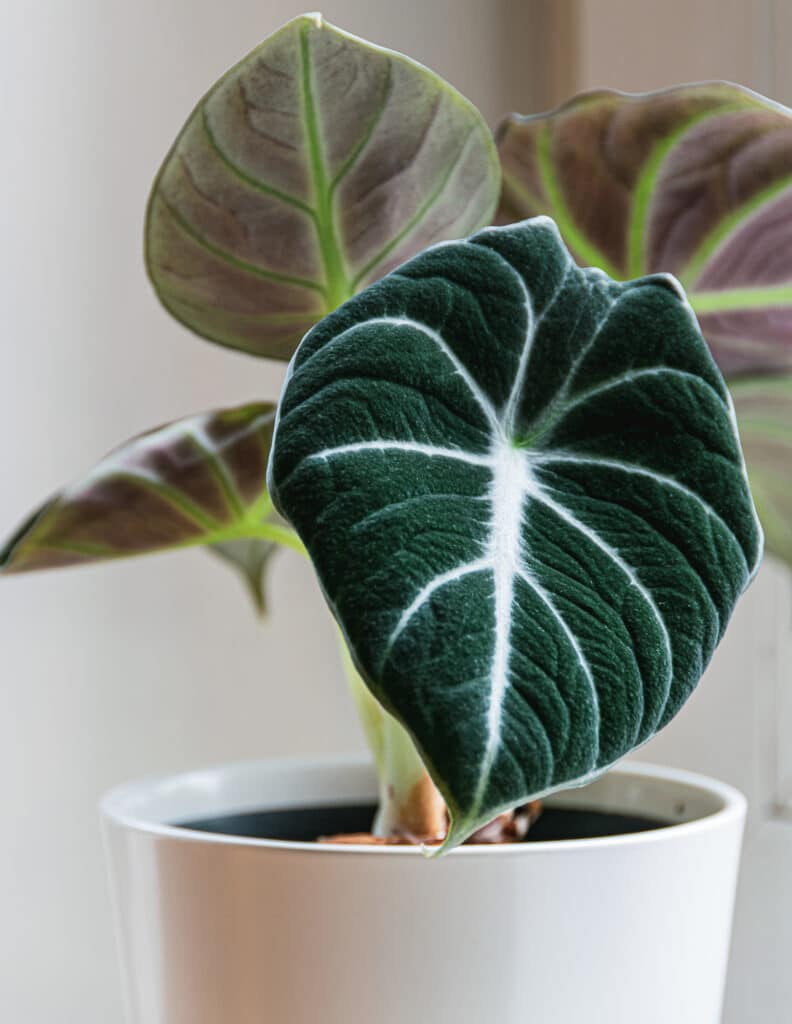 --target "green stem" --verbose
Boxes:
[245,523,308,556]
[337,630,386,769]
[334,627,446,839]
